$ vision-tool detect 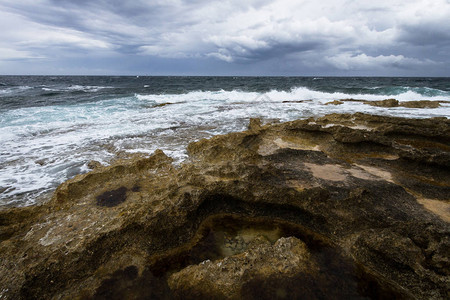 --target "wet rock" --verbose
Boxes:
[401,100,441,108]
[352,227,450,298]
[338,98,443,109]
[0,113,449,299]
[325,100,344,105]
[168,237,317,299]
[281,100,309,103]
[155,102,173,107]
[96,187,128,207]
[87,160,102,169]
[35,159,46,166]
[365,98,399,107]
